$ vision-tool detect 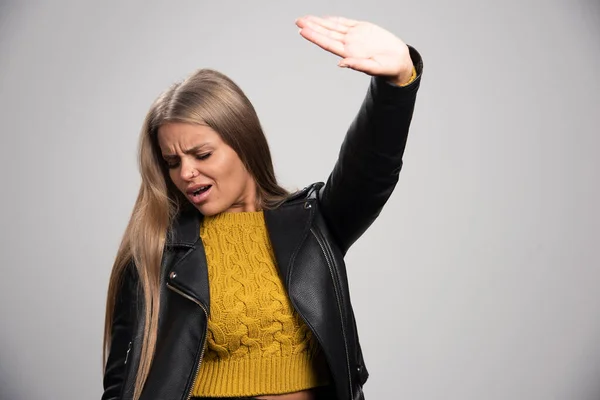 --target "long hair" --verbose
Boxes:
[103,69,289,399]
